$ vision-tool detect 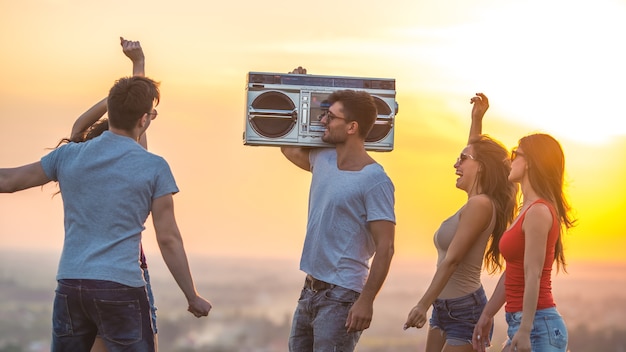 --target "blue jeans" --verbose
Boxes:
[429,286,490,346]
[52,279,155,352]
[504,307,568,351]
[143,268,158,333]
[289,280,362,352]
